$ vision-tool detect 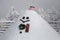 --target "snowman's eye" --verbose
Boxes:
[22,16,25,19]
[26,17,29,19]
